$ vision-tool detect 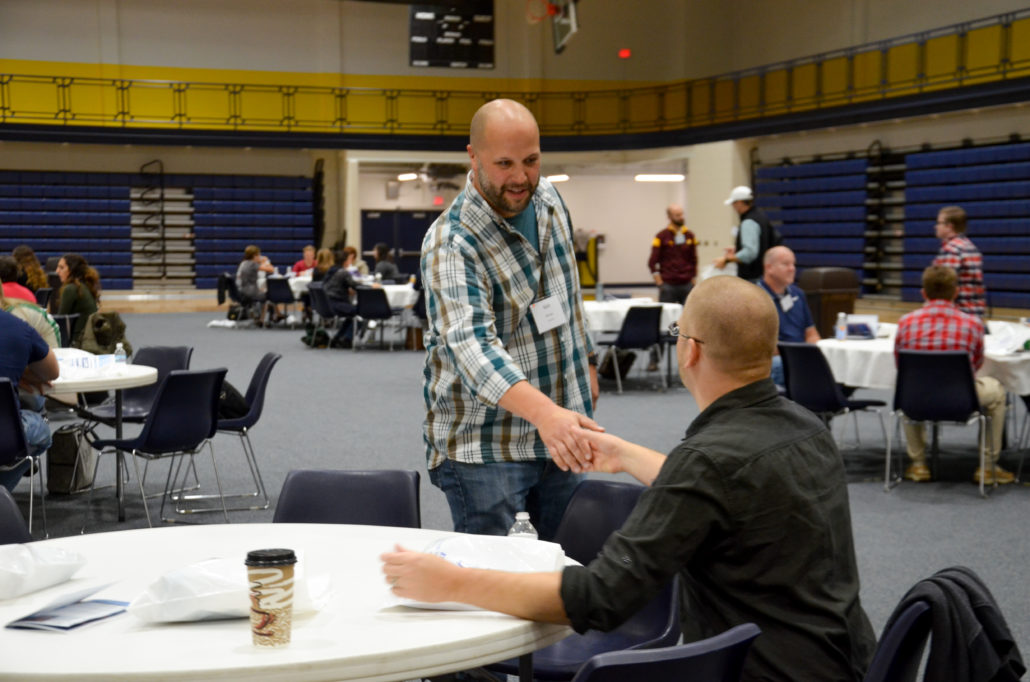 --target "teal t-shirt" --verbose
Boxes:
[508,201,538,251]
